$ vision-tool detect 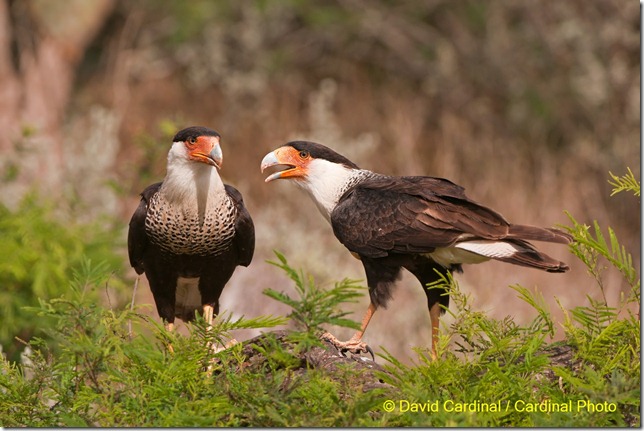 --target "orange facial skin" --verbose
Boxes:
[187,135,222,168]
[260,146,312,182]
